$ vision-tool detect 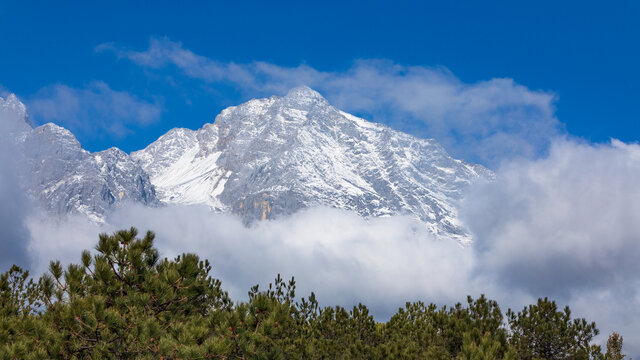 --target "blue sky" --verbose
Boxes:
[1,0,639,164]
